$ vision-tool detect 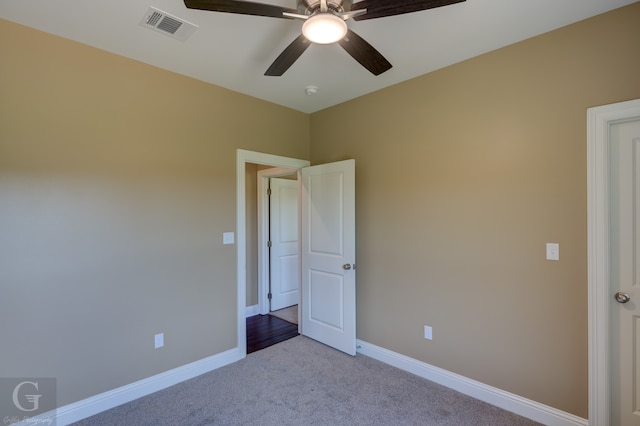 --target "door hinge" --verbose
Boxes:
[268,292,272,300]
[267,240,272,248]
[267,188,272,196]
